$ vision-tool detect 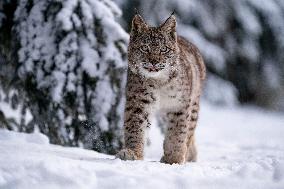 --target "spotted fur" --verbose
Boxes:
[116,14,206,164]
